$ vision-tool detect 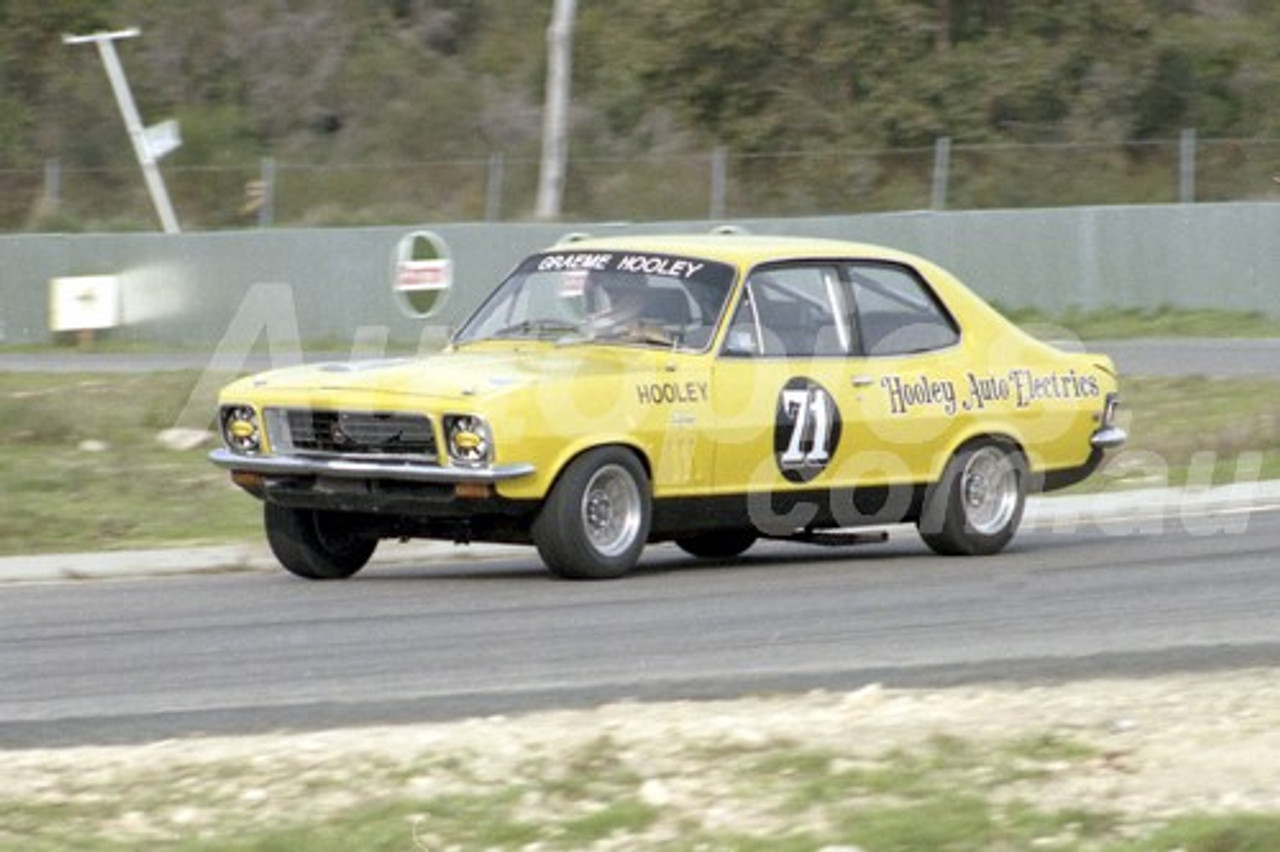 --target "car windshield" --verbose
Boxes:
[453,250,737,351]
